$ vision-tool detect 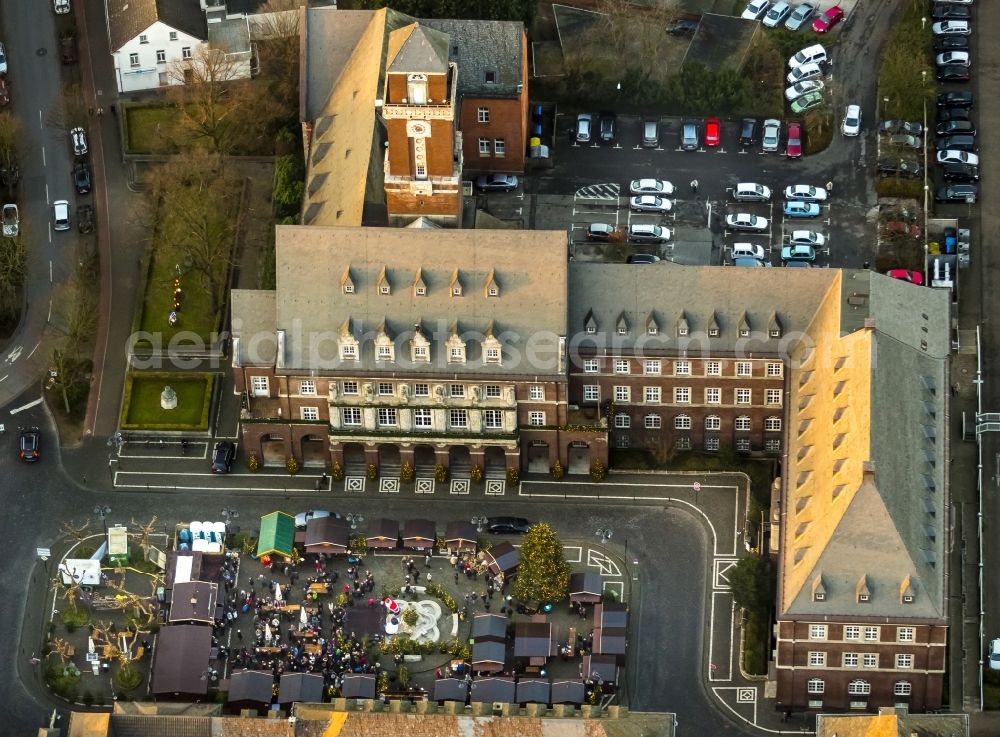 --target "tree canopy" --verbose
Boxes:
[728,554,775,613]
[511,523,571,604]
